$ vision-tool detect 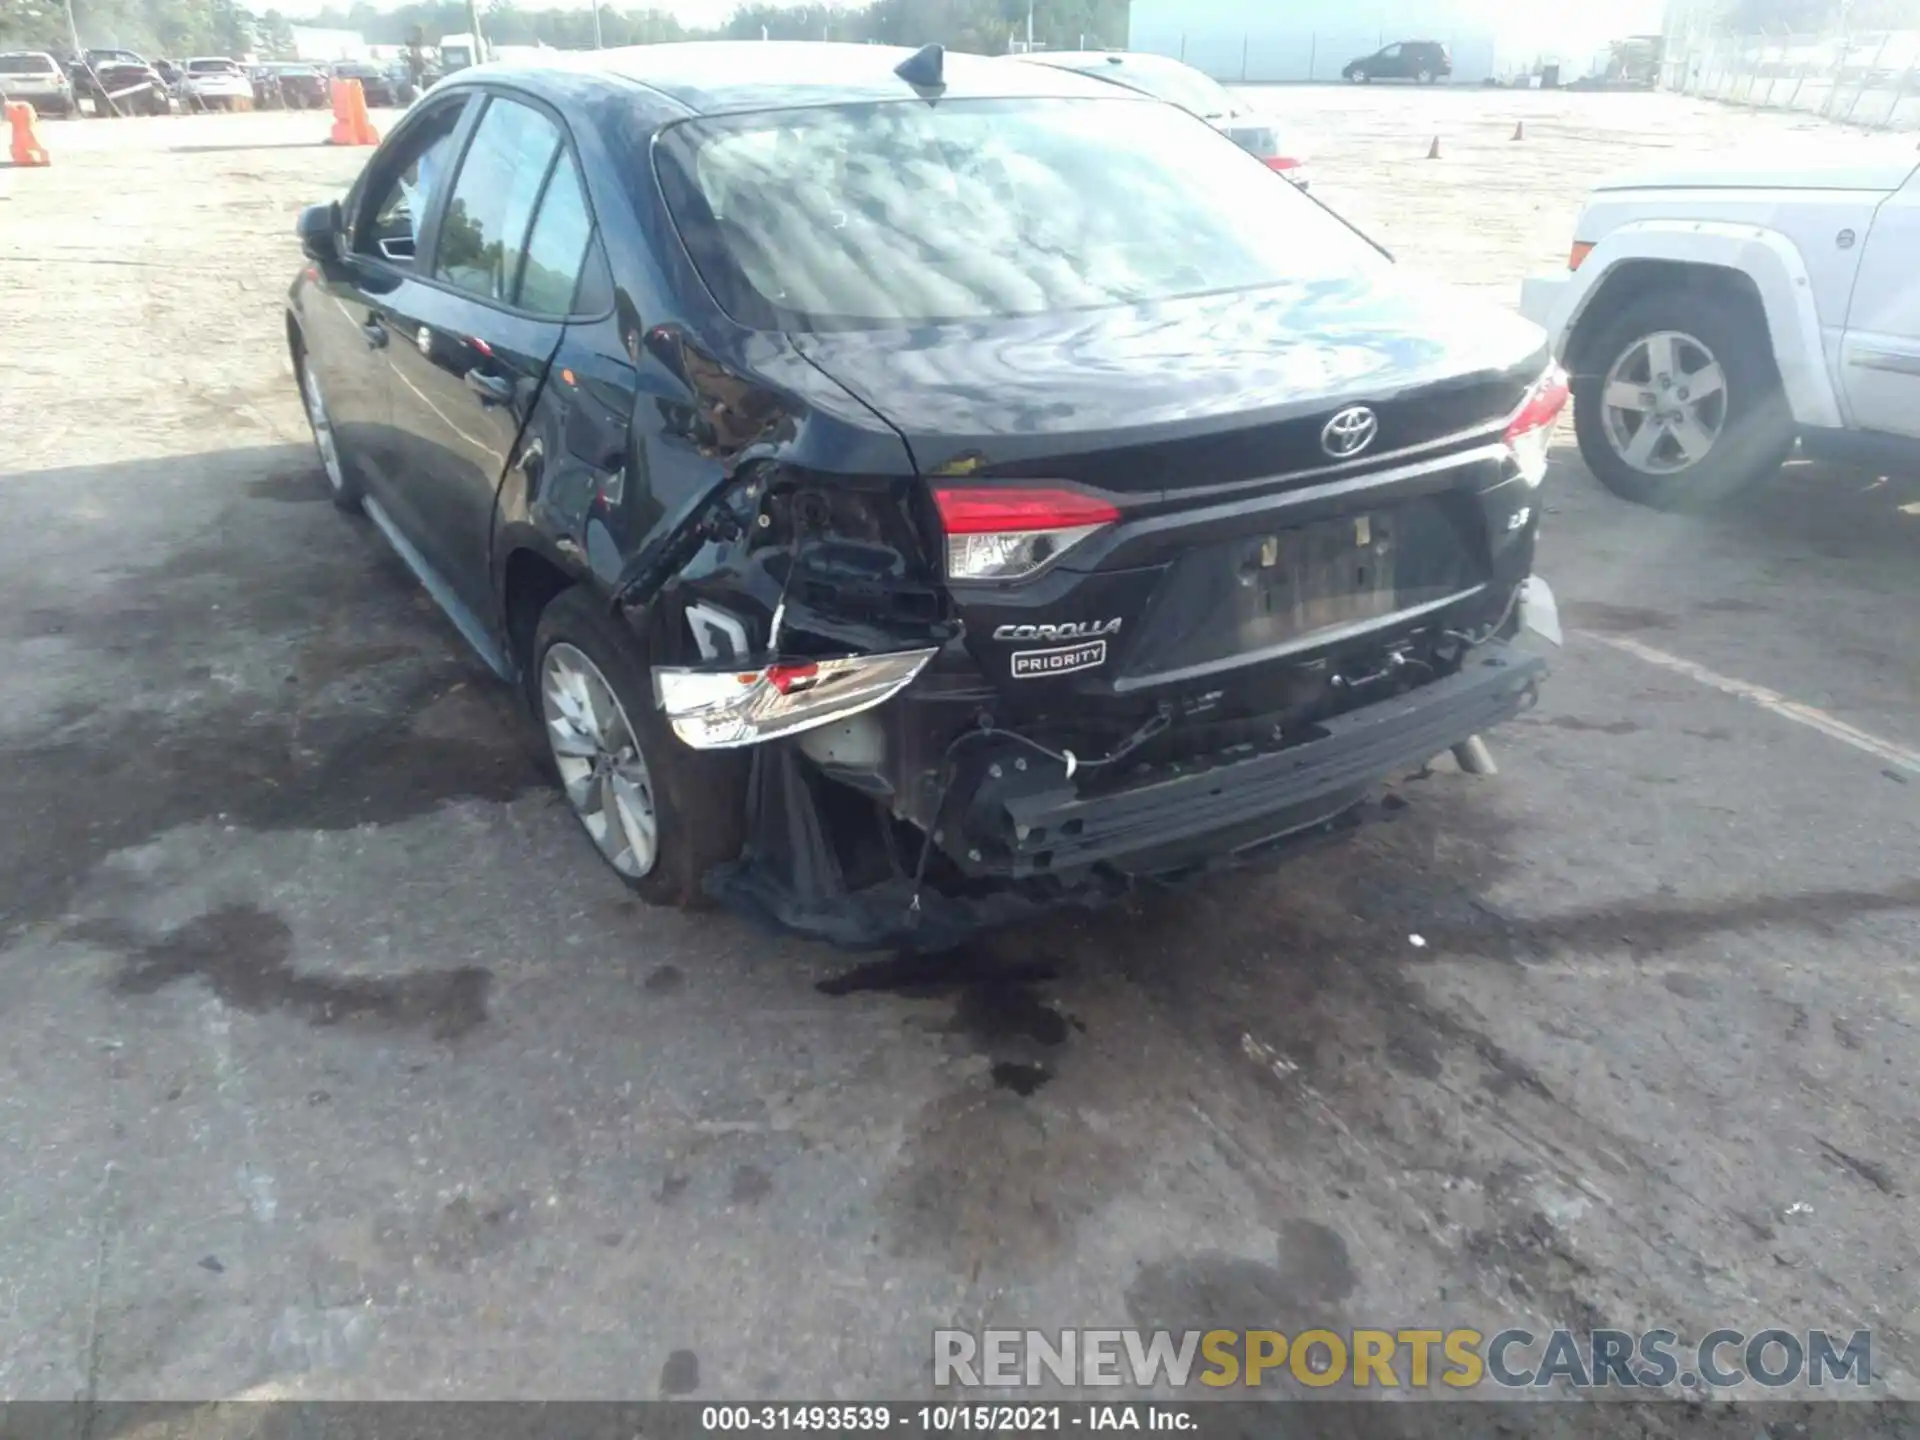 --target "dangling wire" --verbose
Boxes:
[903,705,1174,921]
